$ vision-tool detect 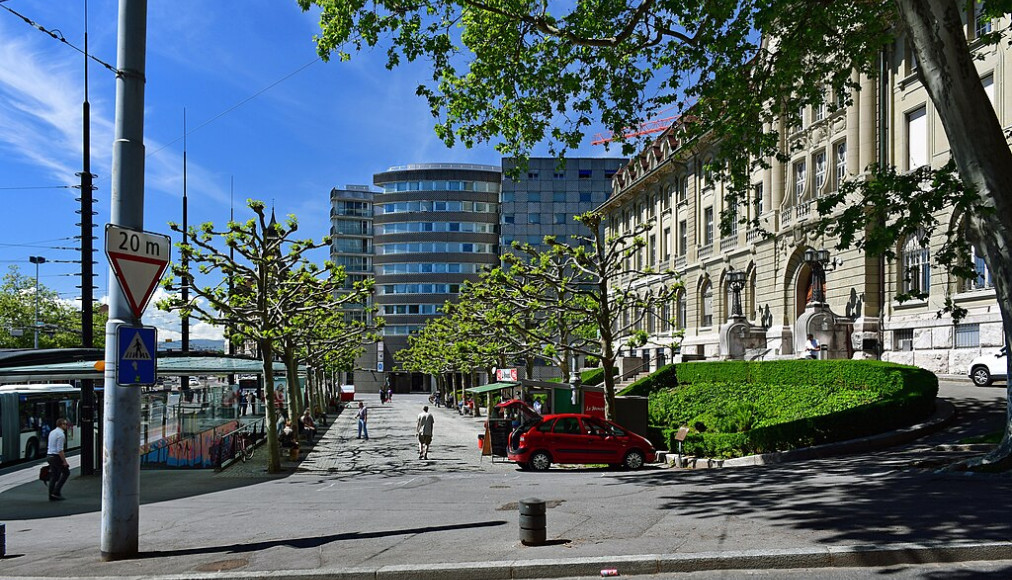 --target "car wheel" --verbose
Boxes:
[971,366,993,387]
[25,438,39,460]
[623,450,646,470]
[529,451,552,471]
